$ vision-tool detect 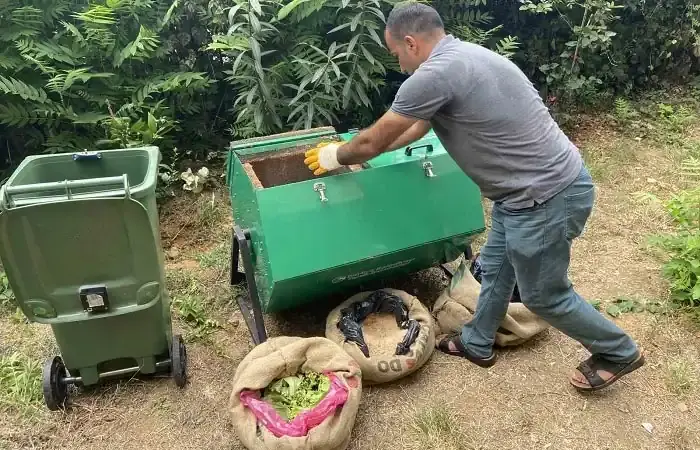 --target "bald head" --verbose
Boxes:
[386,2,445,41]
